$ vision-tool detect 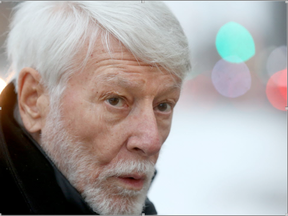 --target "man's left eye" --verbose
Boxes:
[156,103,172,112]
[106,97,125,107]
